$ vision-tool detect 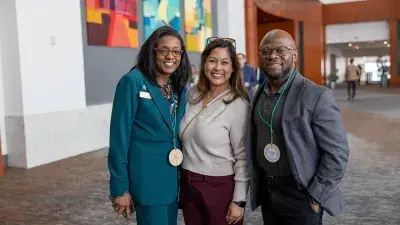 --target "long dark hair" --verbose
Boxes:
[193,39,250,104]
[132,26,191,93]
